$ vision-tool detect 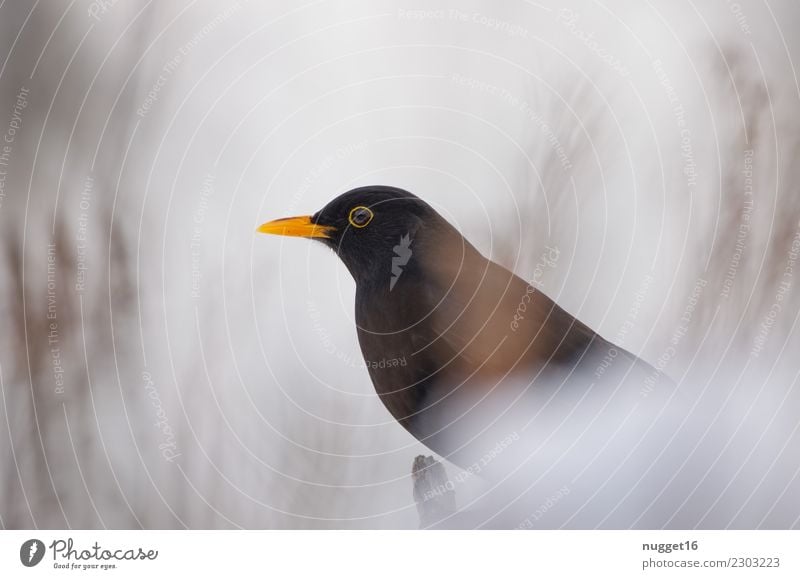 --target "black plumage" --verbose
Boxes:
[258,186,668,475]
